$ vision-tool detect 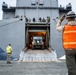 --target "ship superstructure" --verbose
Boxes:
[0,0,72,60]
